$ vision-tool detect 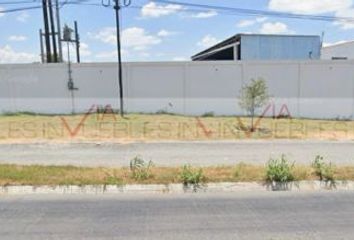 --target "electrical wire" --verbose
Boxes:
[0,0,99,13]
[0,1,38,5]
[153,0,354,23]
[0,5,42,13]
[2,0,354,24]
